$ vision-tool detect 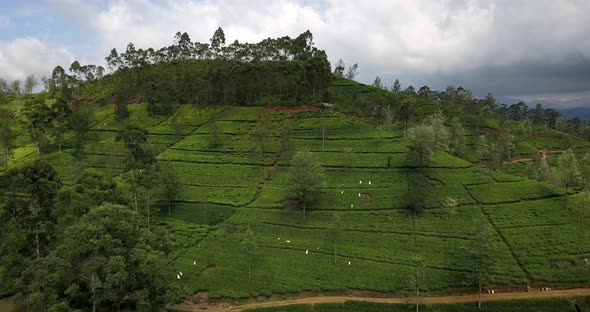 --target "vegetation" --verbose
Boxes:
[1,28,590,311]
[286,150,326,221]
[244,299,578,312]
